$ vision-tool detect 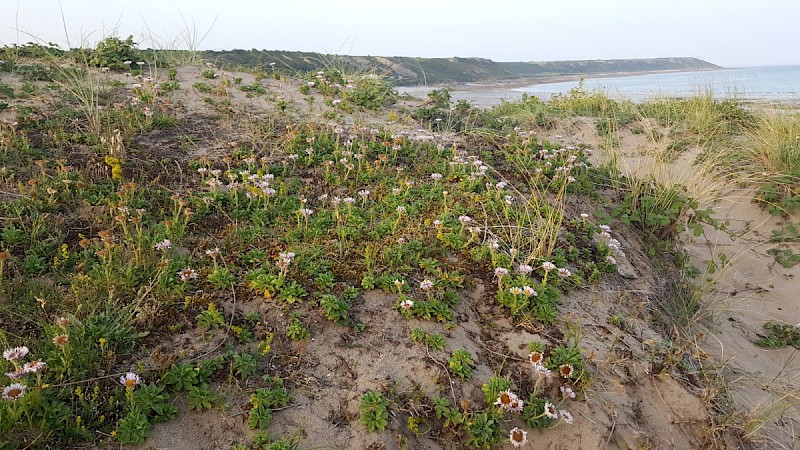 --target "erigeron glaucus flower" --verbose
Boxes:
[458,215,472,225]
[2,383,26,400]
[3,346,29,362]
[607,239,625,257]
[5,369,25,379]
[599,224,611,233]
[494,268,509,278]
[400,299,414,310]
[495,181,507,190]
[517,264,533,275]
[262,187,276,196]
[560,385,576,399]
[154,239,172,251]
[431,173,443,180]
[297,208,313,216]
[544,402,559,419]
[606,255,617,265]
[559,363,574,378]
[23,360,47,373]
[419,279,434,290]
[396,206,406,214]
[358,189,370,198]
[120,372,142,389]
[494,390,517,408]
[178,267,197,282]
[560,410,574,424]
[557,268,571,278]
[433,220,442,227]
[541,261,556,272]
[509,287,523,296]
[509,427,528,448]
[343,197,356,205]
[52,334,69,347]
[522,286,537,297]
[533,363,552,378]
[507,397,524,413]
